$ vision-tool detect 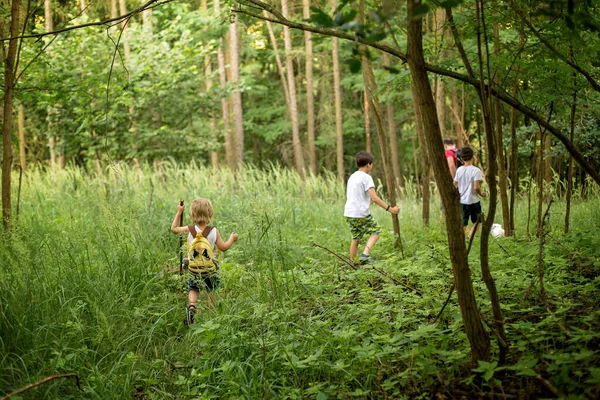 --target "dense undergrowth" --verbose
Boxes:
[1,163,599,399]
